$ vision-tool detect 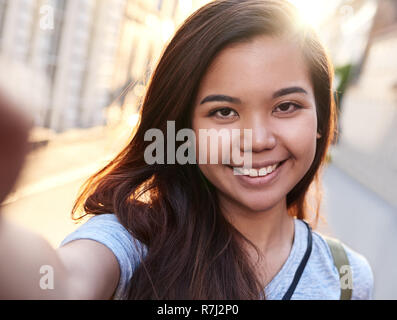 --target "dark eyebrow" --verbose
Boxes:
[200,94,242,105]
[272,86,308,98]
[199,87,307,105]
